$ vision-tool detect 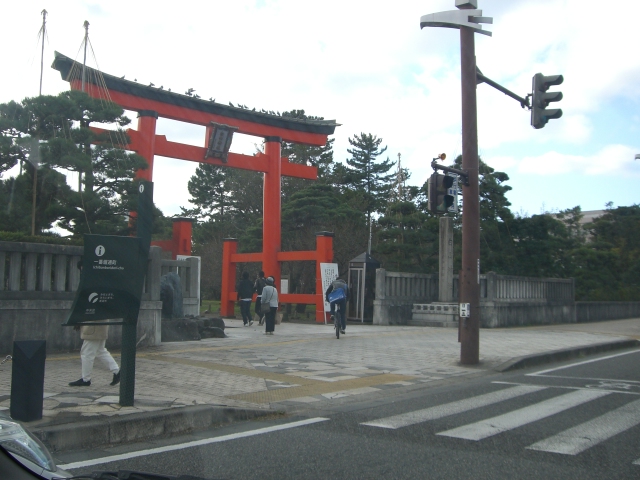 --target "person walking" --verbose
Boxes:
[326,277,349,335]
[237,271,254,326]
[69,324,120,387]
[261,276,278,335]
[253,270,267,326]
